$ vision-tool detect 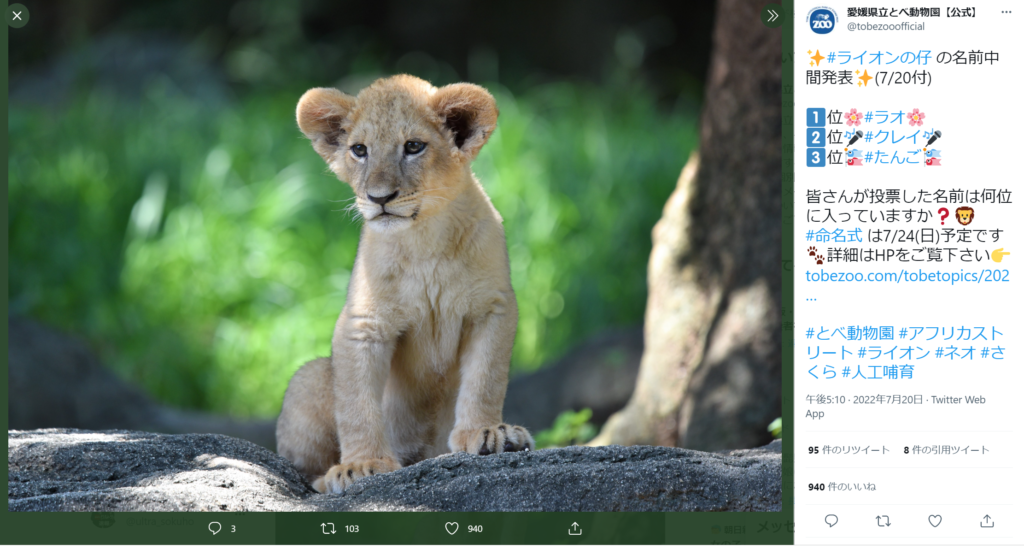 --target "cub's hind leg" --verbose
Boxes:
[276,357,339,487]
